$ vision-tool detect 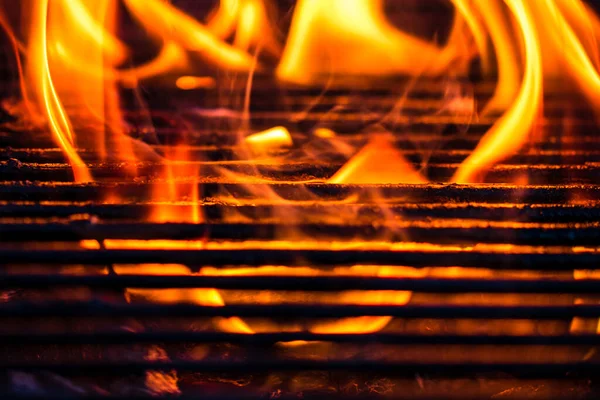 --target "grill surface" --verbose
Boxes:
[1,76,600,400]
